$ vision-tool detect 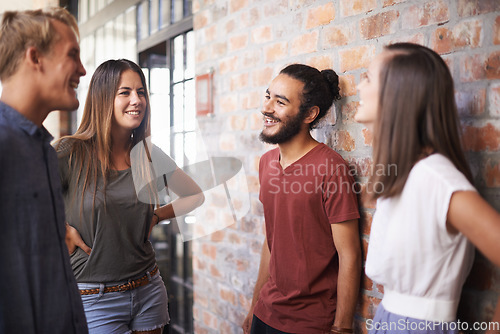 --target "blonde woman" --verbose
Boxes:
[57,59,204,334]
